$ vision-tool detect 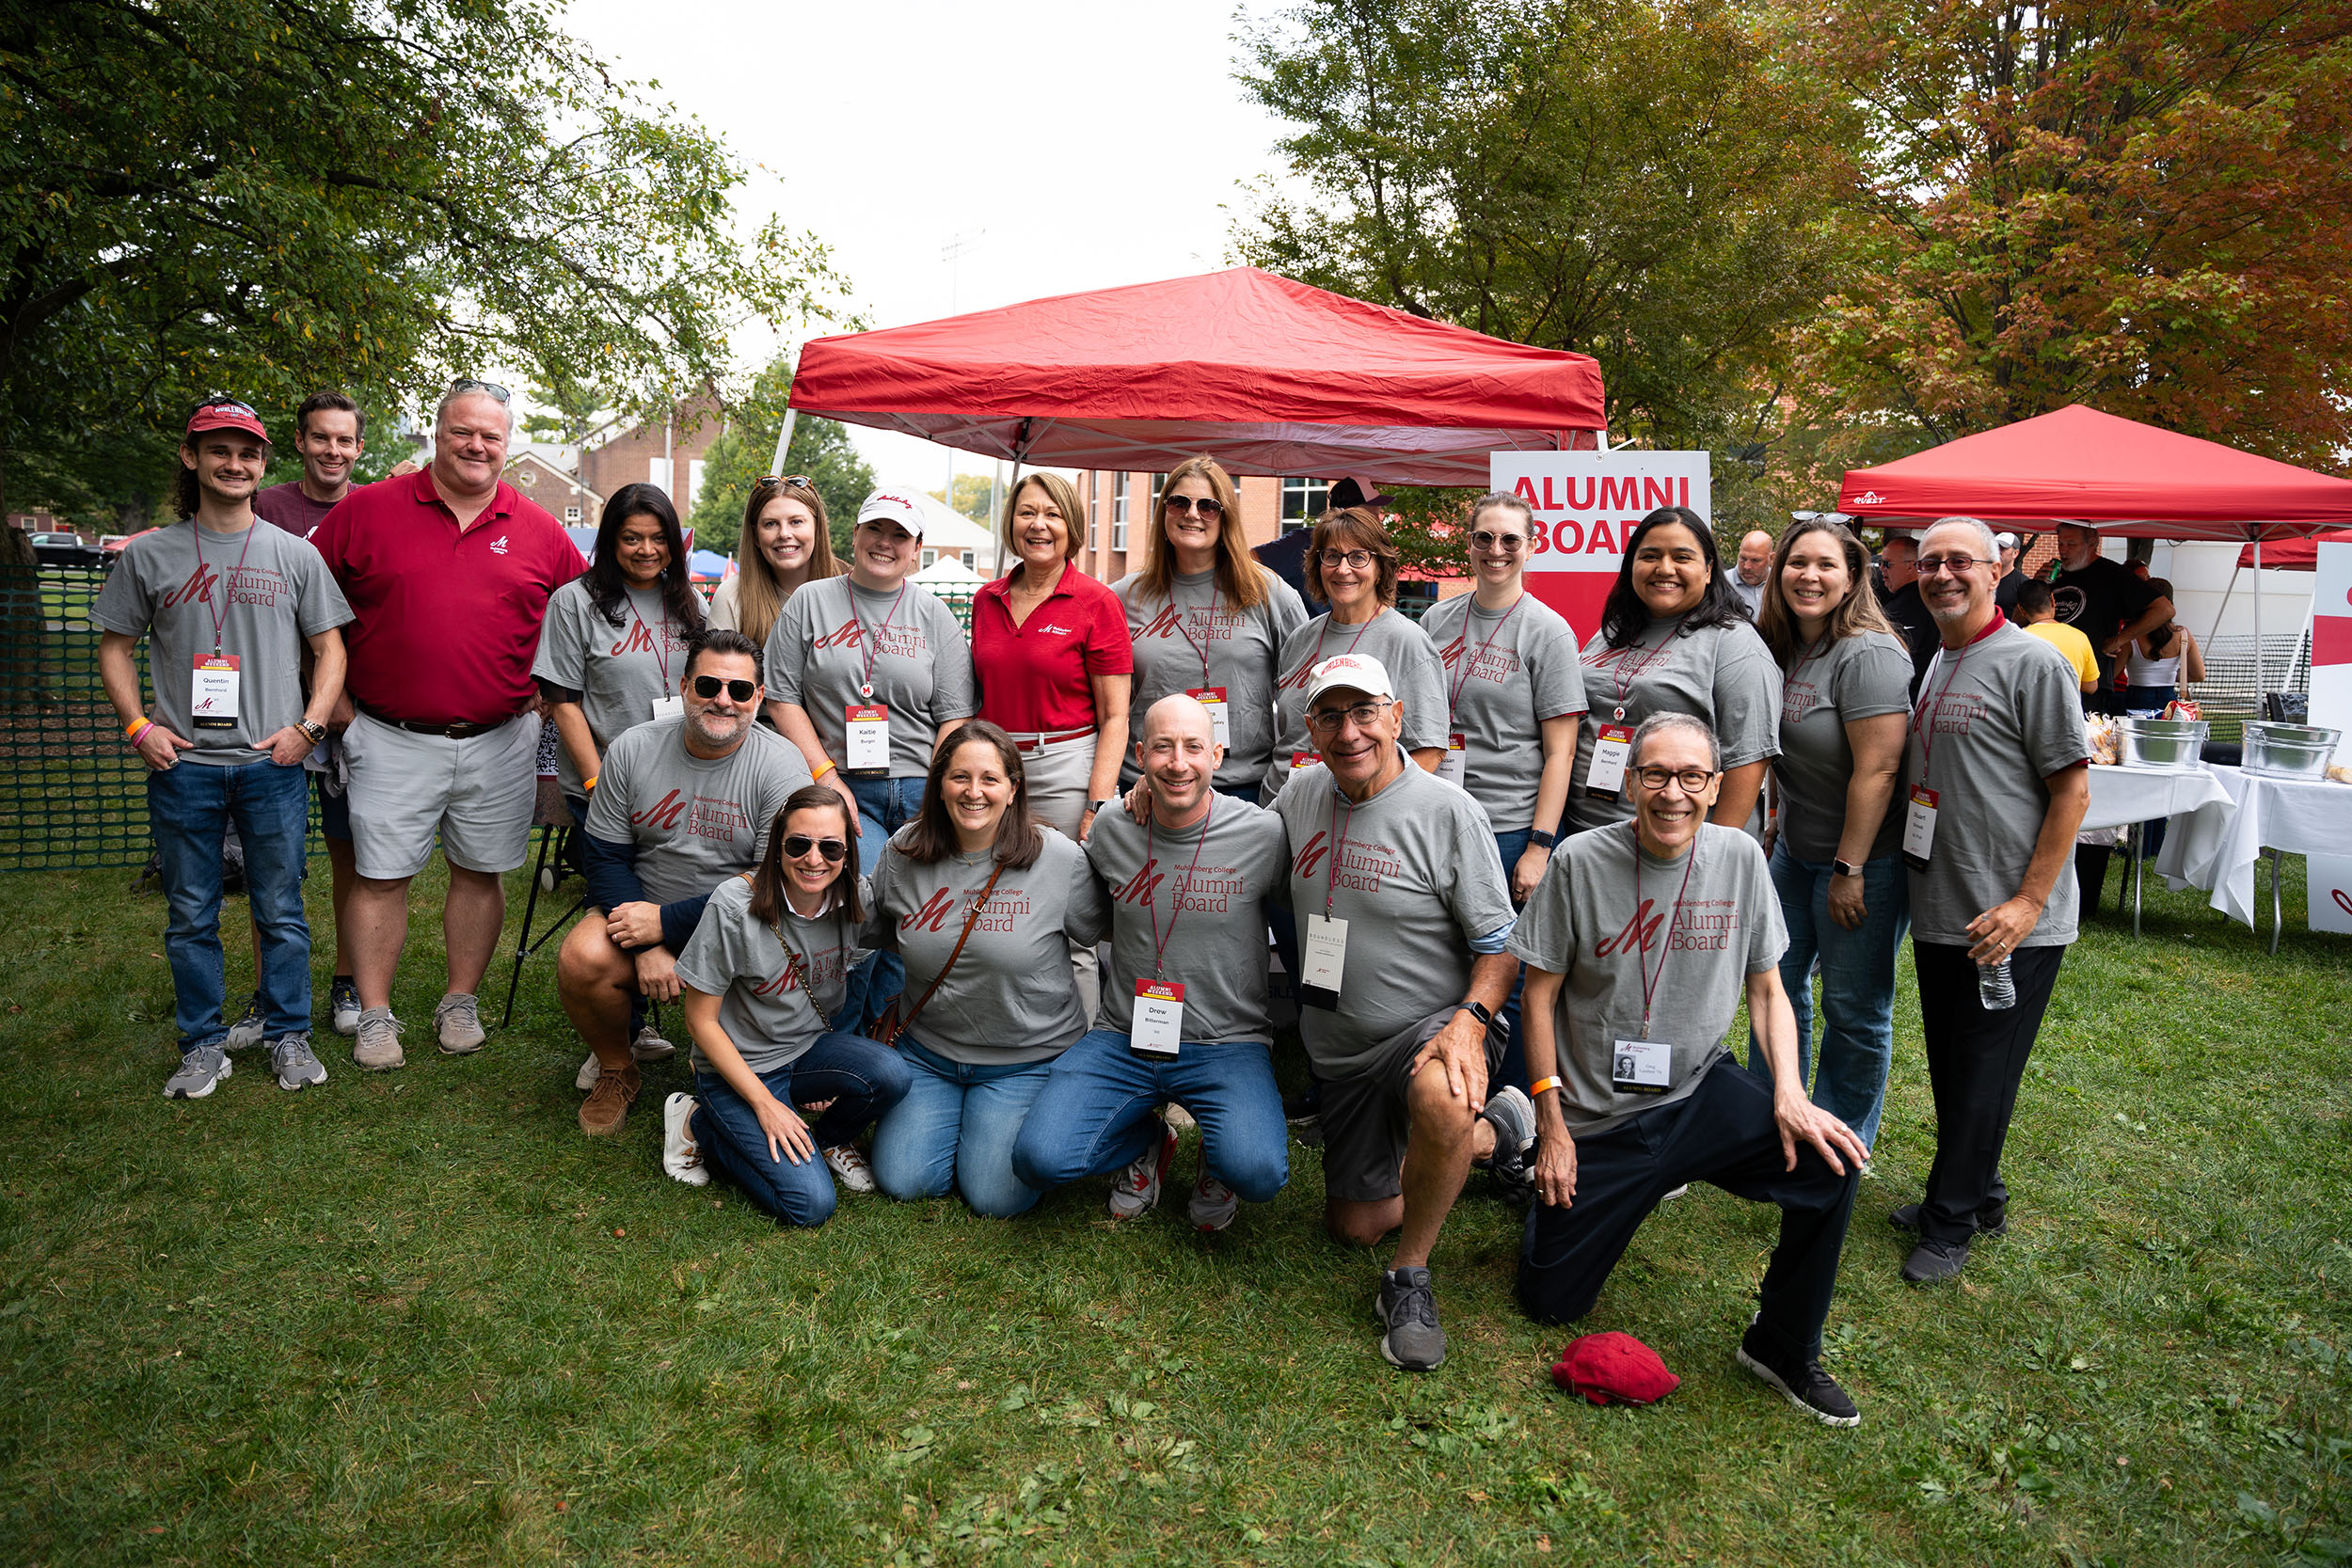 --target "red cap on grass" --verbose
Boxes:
[1552,1332,1679,1407]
